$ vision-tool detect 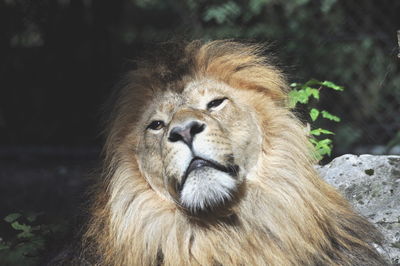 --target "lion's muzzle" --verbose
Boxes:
[162,109,241,212]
